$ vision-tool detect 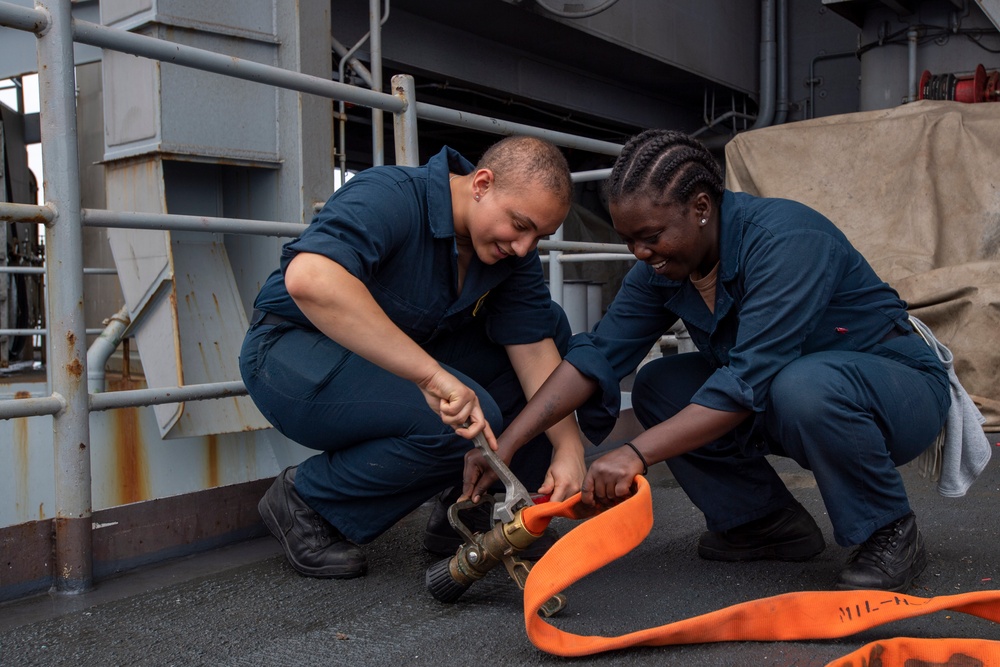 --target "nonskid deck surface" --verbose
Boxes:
[1,439,997,667]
